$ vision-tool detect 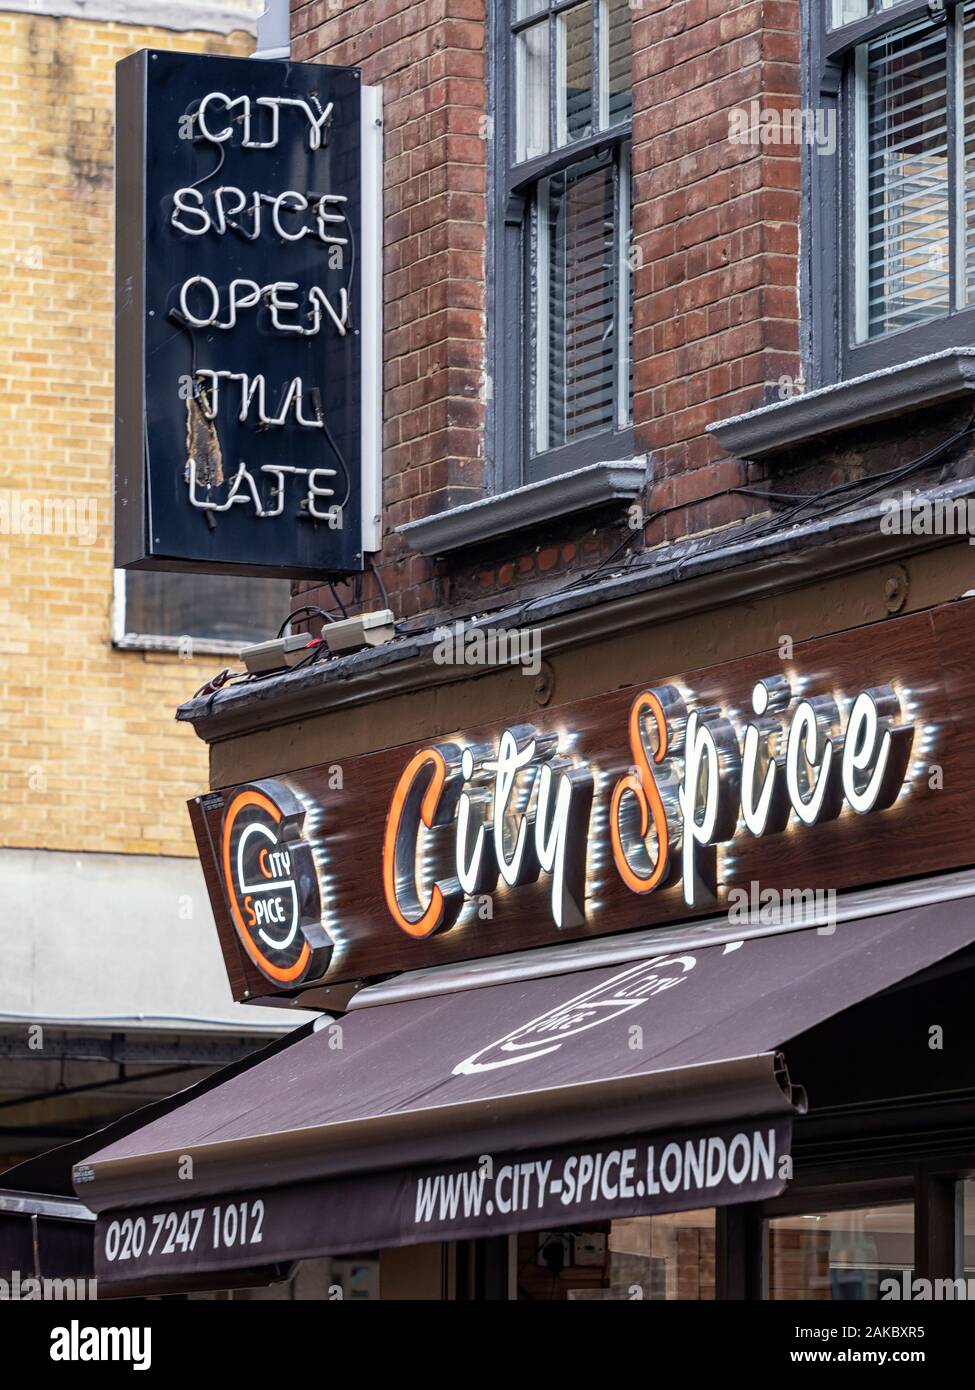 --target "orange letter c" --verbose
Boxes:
[383,747,460,938]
